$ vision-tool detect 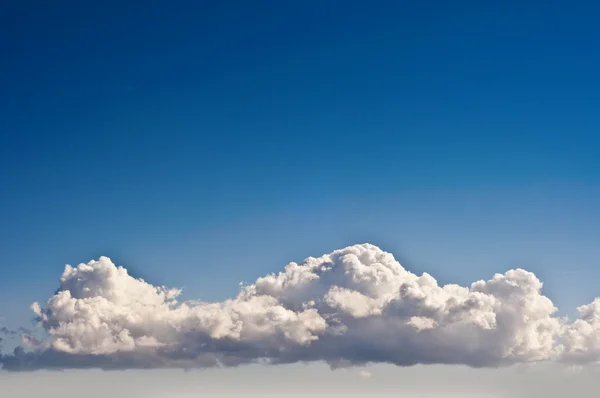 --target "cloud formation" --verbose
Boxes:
[2,243,600,371]
[0,327,20,339]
